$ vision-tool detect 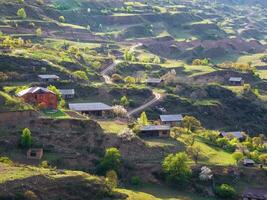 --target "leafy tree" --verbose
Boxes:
[18,0,24,4]
[232,151,243,164]
[259,154,267,164]
[97,147,121,174]
[17,8,27,19]
[59,16,65,22]
[183,135,196,146]
[20,128,32,148]
[124,76,135,84]
[162,152,191,184]
[138,112,149,126]
[111,74,123,82]
[35,28,42,36]
[181,116,201,133]
[216,184,236,199]
[120,96,129,107]
[186,146,201,164]
[105,170,118,189]
[24,190,38,200]
[73,70,88,81]
[47,85,61,98]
